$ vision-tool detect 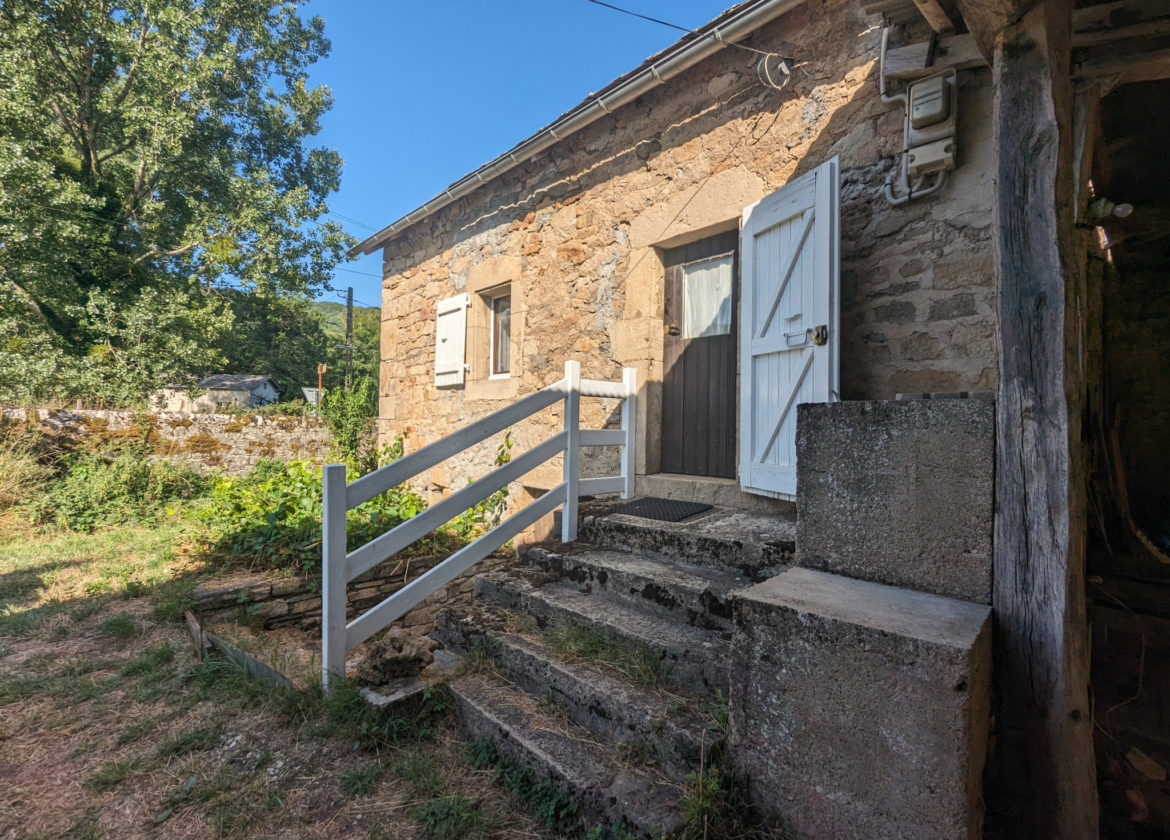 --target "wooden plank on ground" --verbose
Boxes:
[185,609,294,691]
